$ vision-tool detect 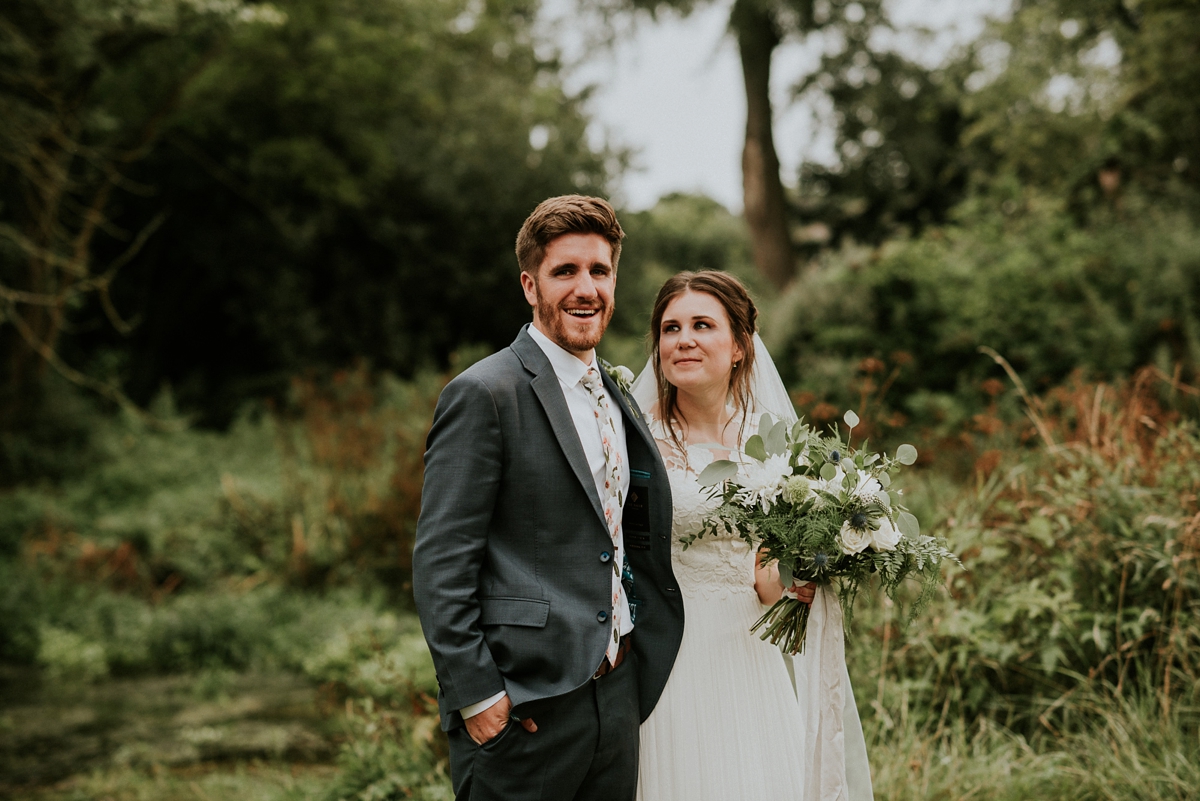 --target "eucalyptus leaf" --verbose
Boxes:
[777,561,793,588]
[820,463,837,481]
[896,444,918,465]
[878,471,891,488]
[898,511,920,538]
[758,413,775,437]
[888,490,901,507]
[697,459,739,487]
[744,435,768,462]
[791,421,808,440]
[843,410,860,429]
[765,419,788,456]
